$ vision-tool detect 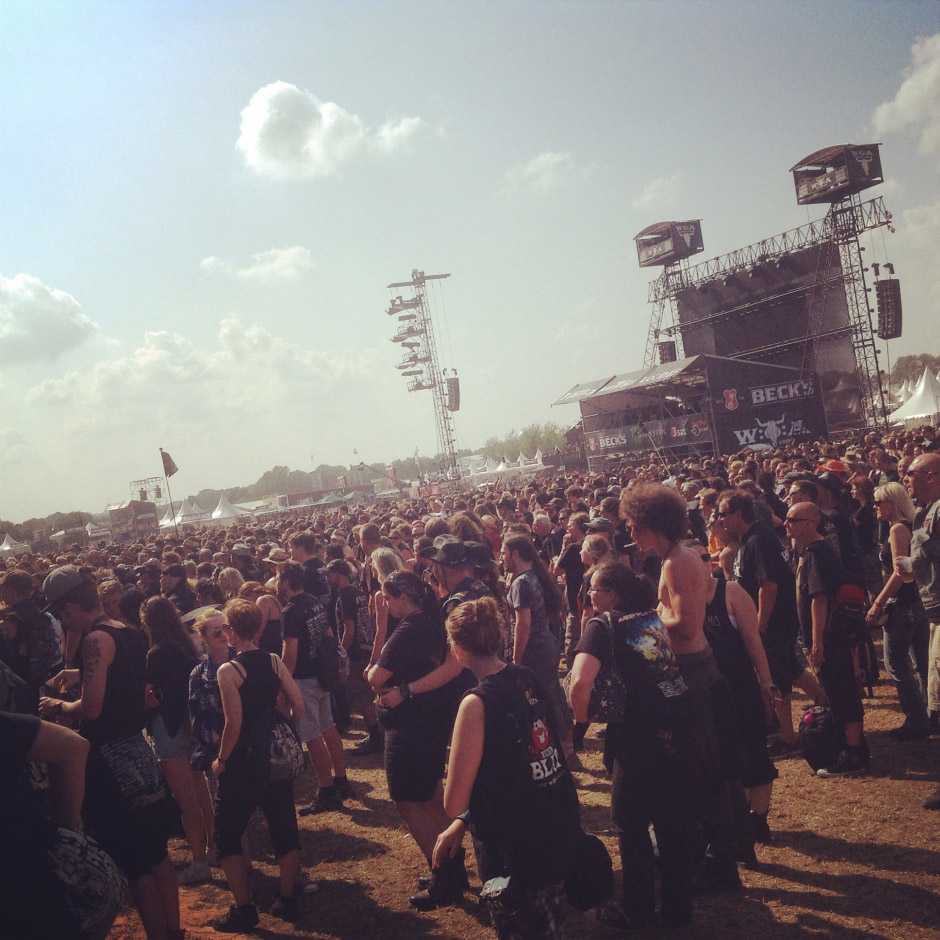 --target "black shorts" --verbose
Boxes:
[384,725,449,803]
[761,625,802,696]
[819,638,864,729]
